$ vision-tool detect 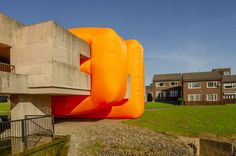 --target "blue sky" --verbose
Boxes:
[1,0,236,85]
